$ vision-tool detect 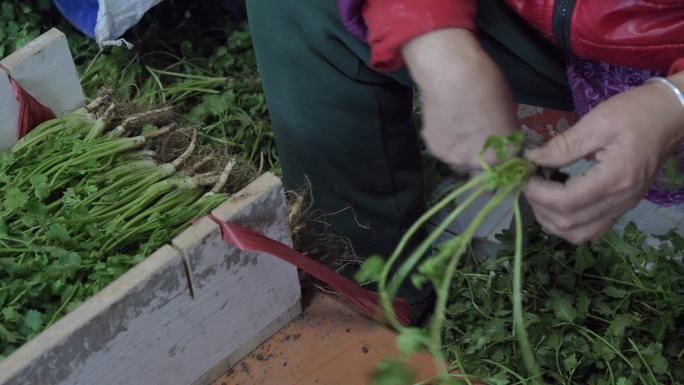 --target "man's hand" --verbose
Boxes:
[524,75,684,244]
[402,29,516,170]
